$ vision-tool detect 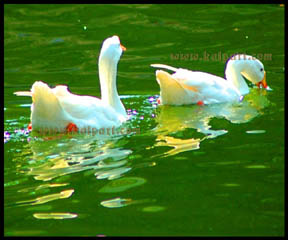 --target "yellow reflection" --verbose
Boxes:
[155,135,201,156]
[33,212,77,219]
[100,197,152,208]
[16,189,74,206]
[100,197,133,208]
[18,183,69,193]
